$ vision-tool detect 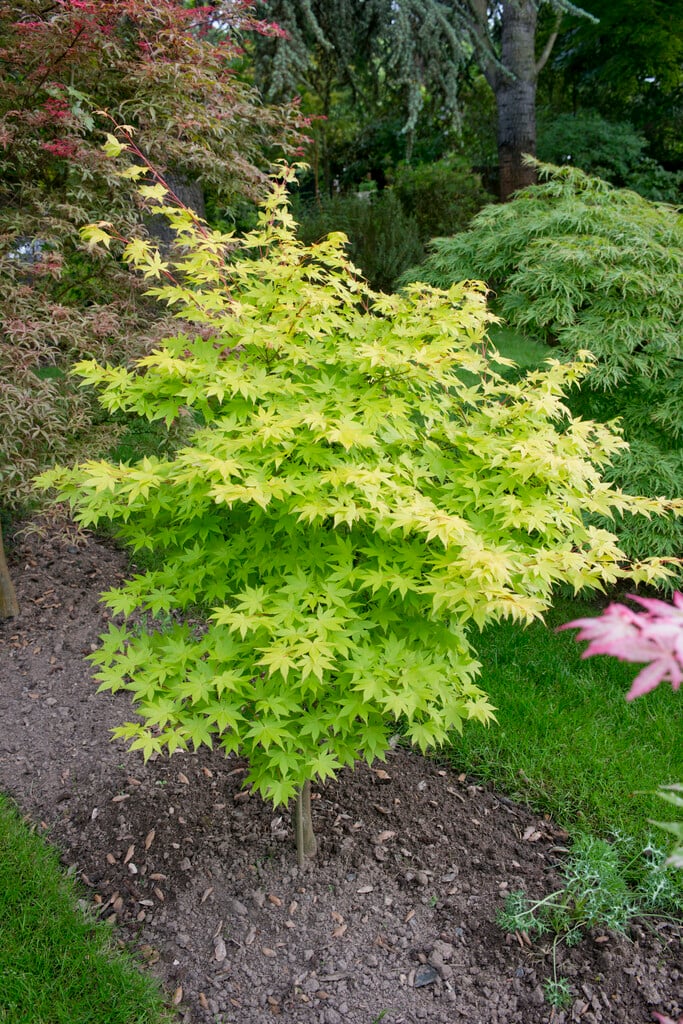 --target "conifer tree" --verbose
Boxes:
[255,0,594,198]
